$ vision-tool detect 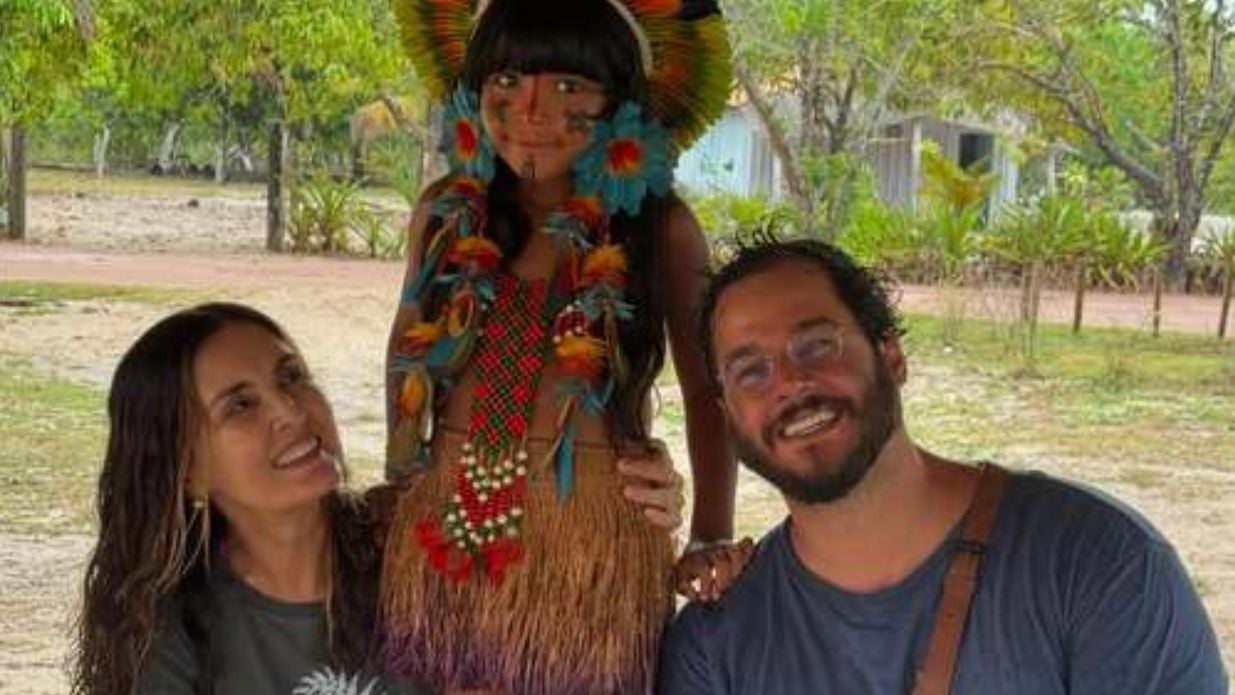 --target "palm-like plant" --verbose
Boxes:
[920,201,985,285]
[911,143,1000,345]
[1061,210,1129,334]
[1201,226,1235,339]
[289,171,366,254]
[984,195,1083,364]
[918,143,1000,214]
[690,192,802,261]
[1089,219,1168,290]
[837,201,920,277]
